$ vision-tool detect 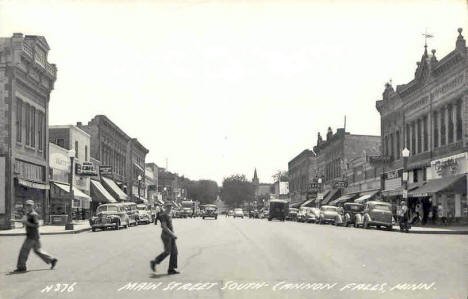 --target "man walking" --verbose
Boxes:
[150,202,180,275]
[13,200,58,273]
